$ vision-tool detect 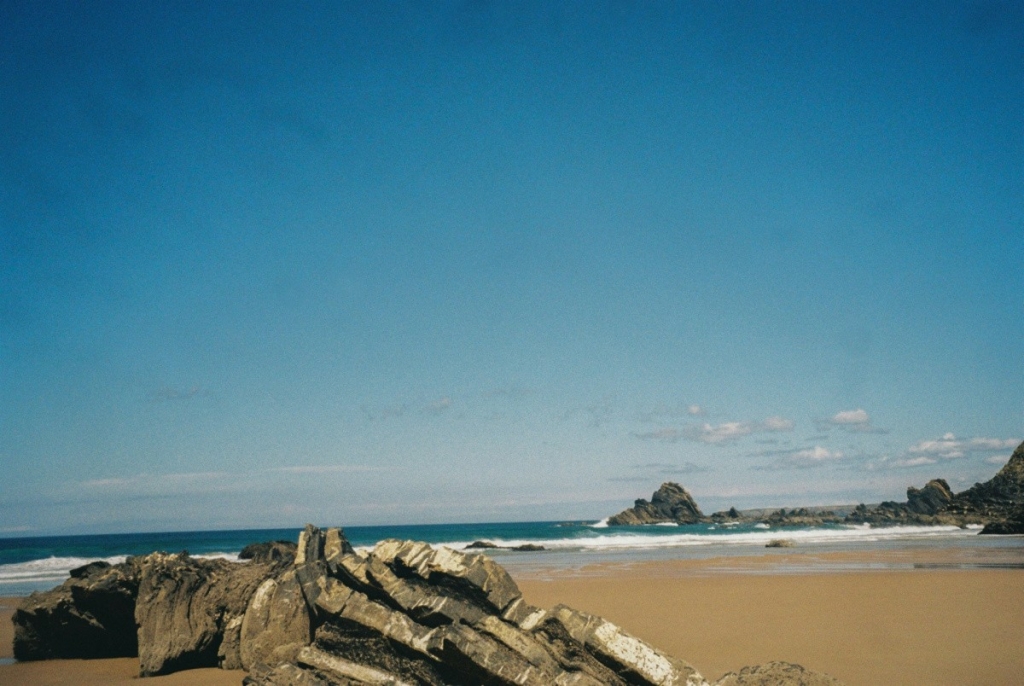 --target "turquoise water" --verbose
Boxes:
[1,520,1019,596]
